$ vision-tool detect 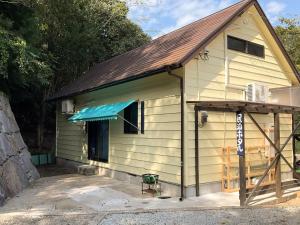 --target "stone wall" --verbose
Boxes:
[0,92,39,206]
